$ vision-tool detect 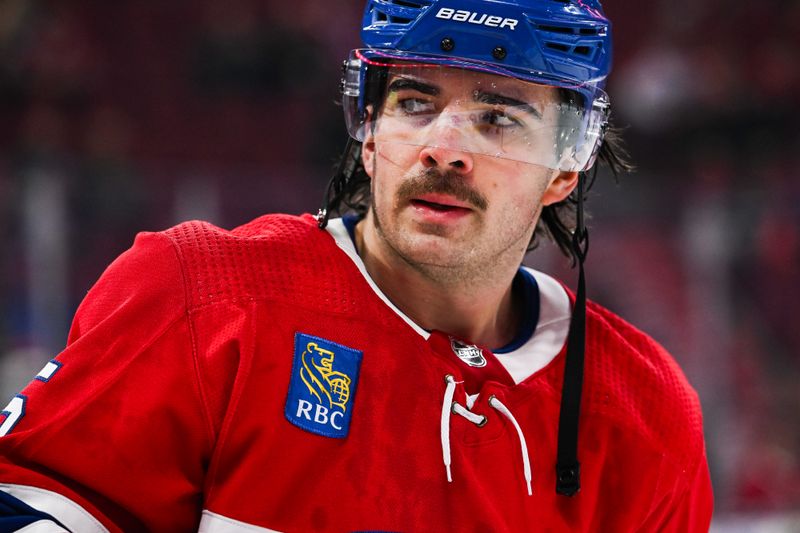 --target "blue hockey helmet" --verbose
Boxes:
[362,0,612,88]
[342,0,613,172]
